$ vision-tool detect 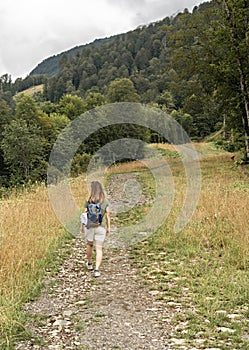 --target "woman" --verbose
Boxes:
[81,181,110,277]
